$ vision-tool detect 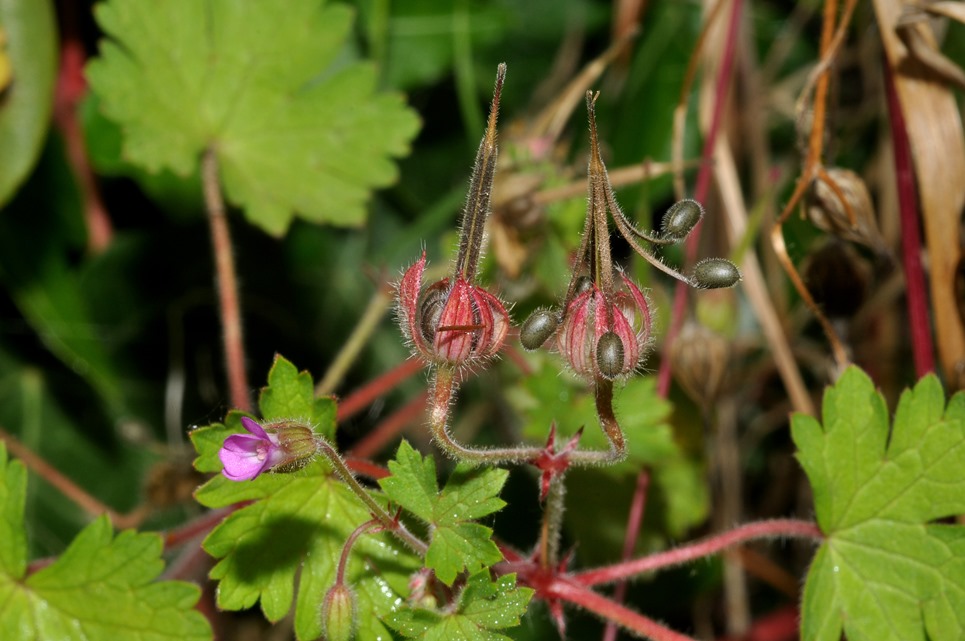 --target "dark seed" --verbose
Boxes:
[662,199,704,240]
[418,283,448,342]
[692,259,741,289]
[596,331,625,379]
[520,309,559,350]
[574,275,594,295]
